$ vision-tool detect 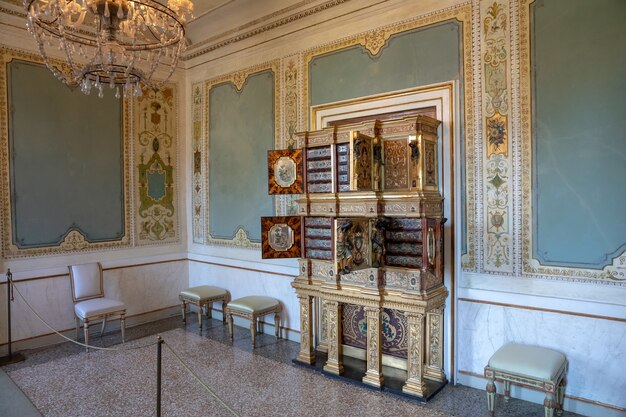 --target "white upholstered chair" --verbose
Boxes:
[68,262,126,352]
